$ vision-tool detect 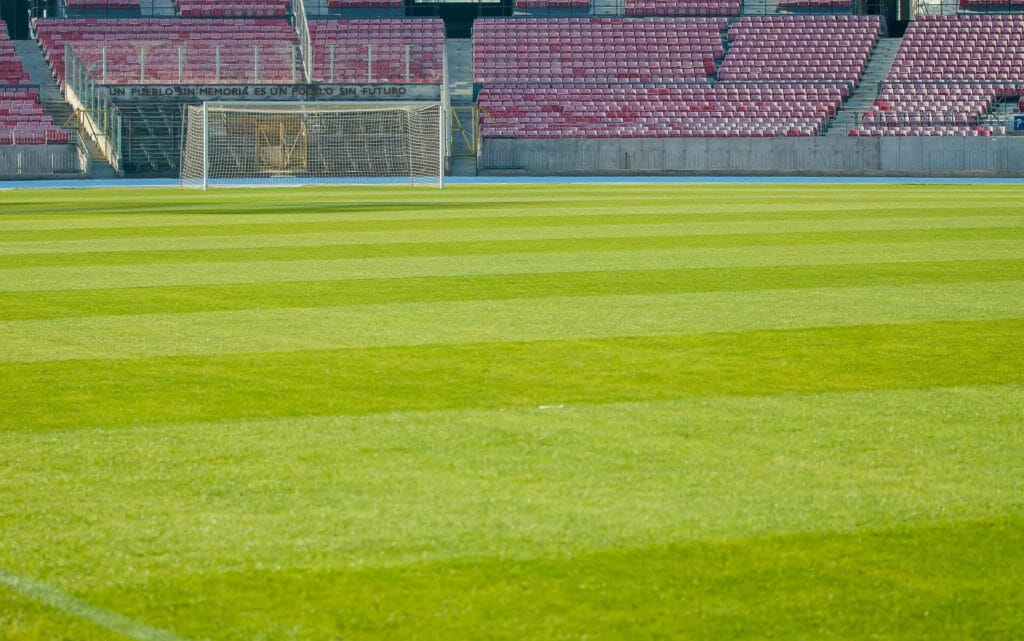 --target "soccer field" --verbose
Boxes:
[0,183,1022,640]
